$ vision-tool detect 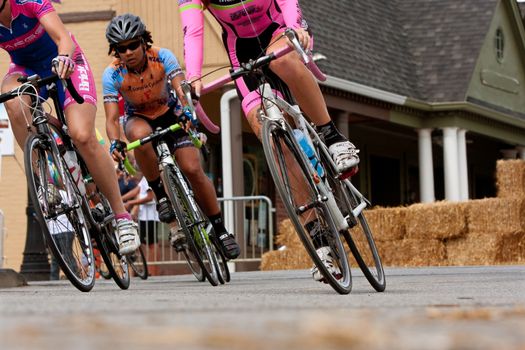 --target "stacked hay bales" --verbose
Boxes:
[261,159,525,270]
